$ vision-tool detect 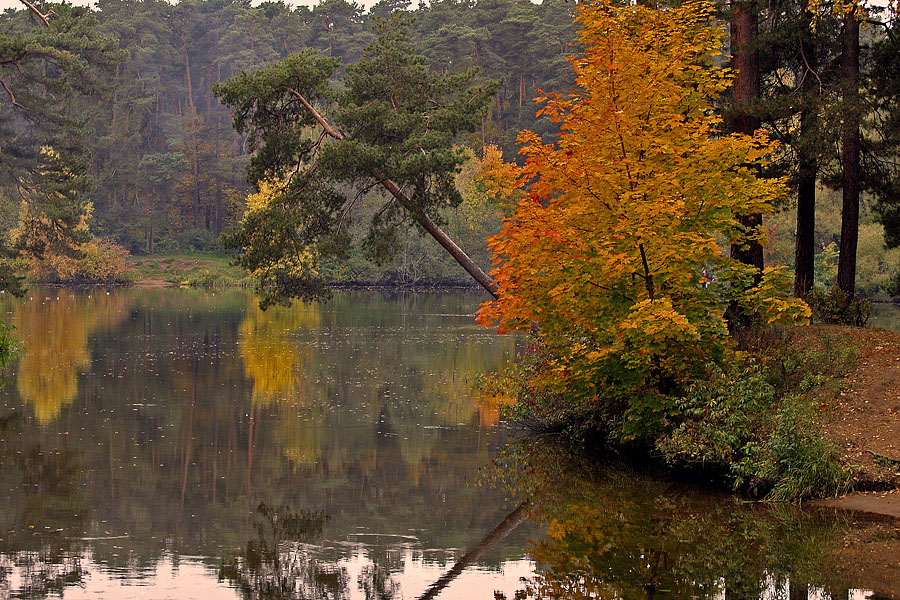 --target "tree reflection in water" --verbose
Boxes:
[14,293,131,424]
[495,441,884,600]
[219,503,344,599]
[0,412,88,598]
